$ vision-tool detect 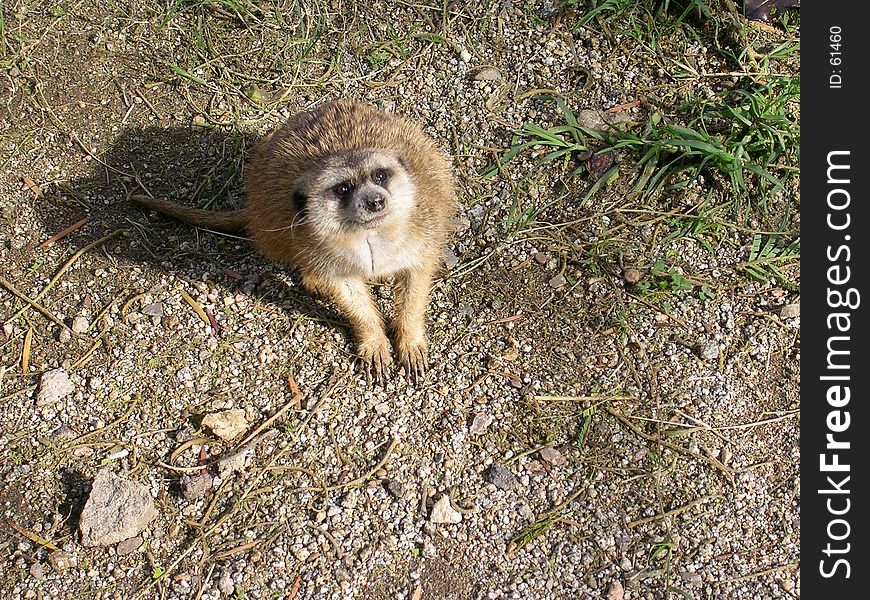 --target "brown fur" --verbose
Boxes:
[132,99,456,381]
